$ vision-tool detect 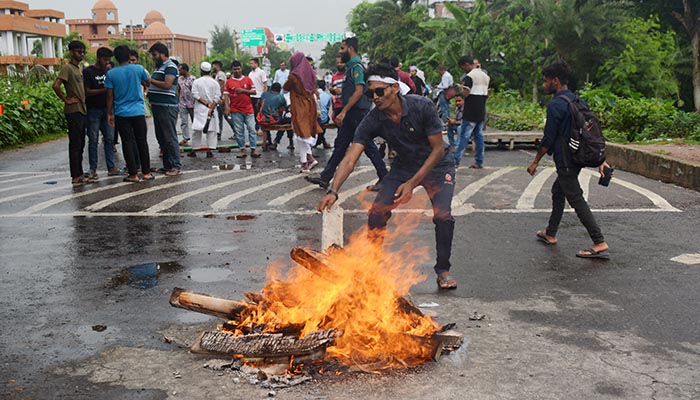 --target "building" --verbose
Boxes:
[67,1,207,65]
[431,1,475,18]
[0,0,67,73]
